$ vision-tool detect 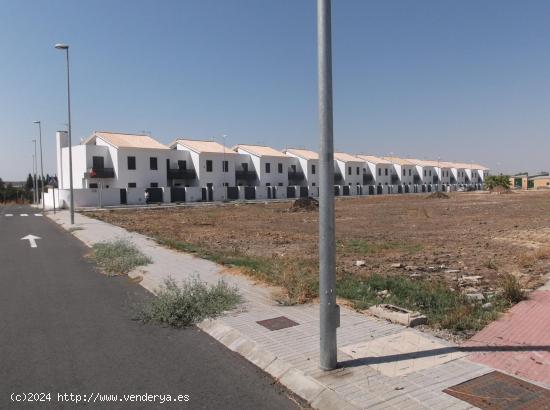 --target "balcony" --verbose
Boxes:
[85,168,114,178]
[391,174,400,184]
[363,174,374,185]
[236,169,257,182]
[288,170,305,183]
[167,168,196,180]
[334,172,344,184]
[413,175,422,184]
